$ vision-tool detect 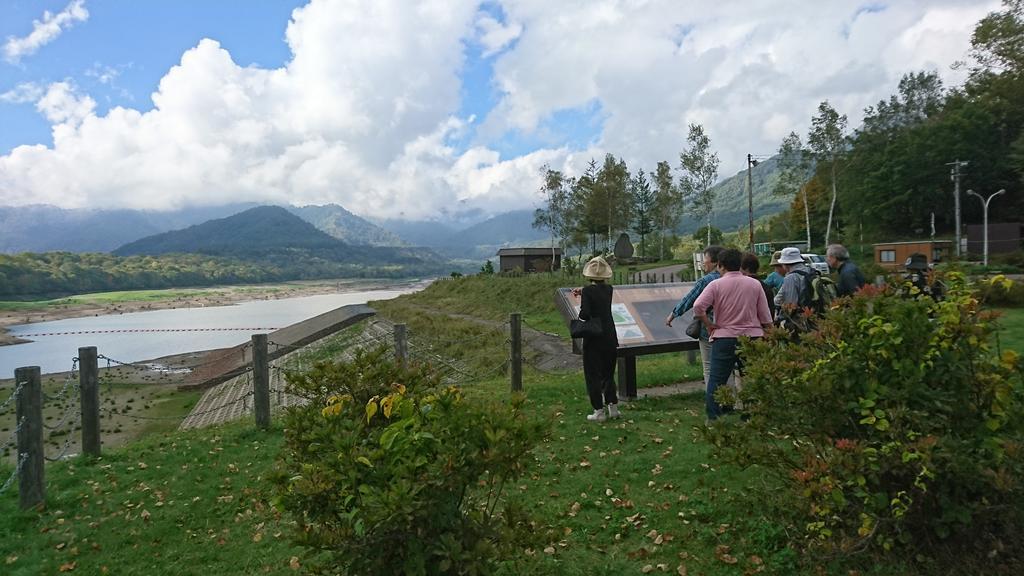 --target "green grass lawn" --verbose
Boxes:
[996,307,1024,354]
